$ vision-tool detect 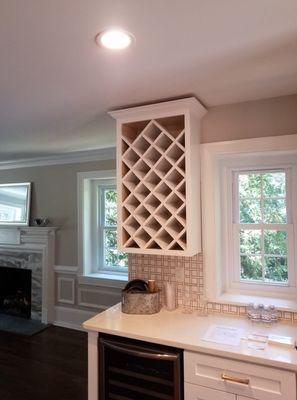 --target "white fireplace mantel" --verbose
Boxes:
[0,226,57,323]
